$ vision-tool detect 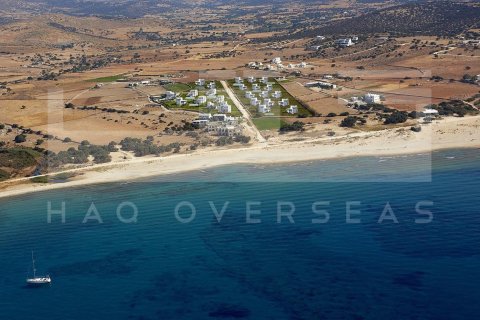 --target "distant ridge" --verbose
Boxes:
[309,1,480,37]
